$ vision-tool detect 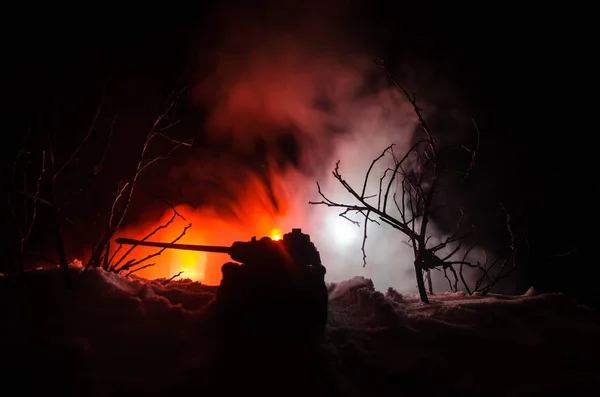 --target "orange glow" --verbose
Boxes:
[271,228,282,241]
[172,249,206,280]
[110,161,306,285]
